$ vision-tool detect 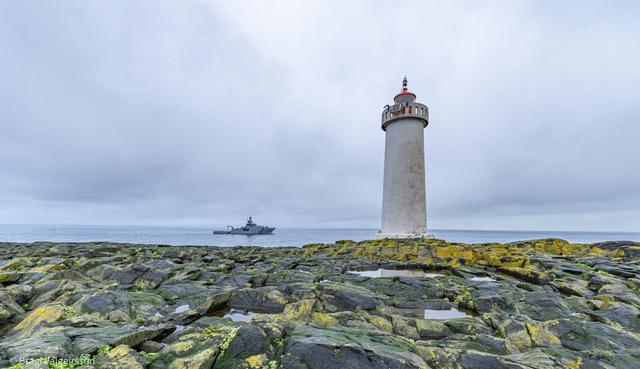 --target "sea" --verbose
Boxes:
[0,224,638,247]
